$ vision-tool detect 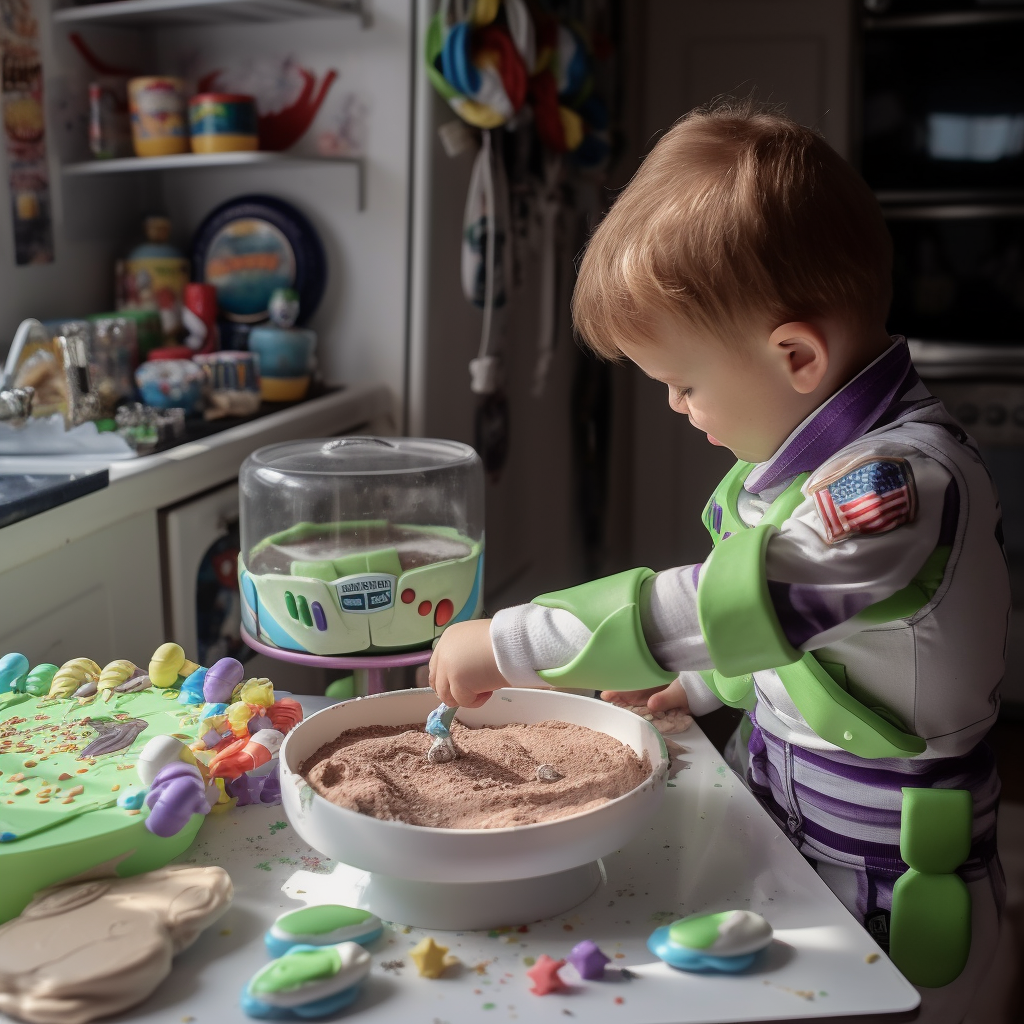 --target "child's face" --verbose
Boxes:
[619,319,818,464]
